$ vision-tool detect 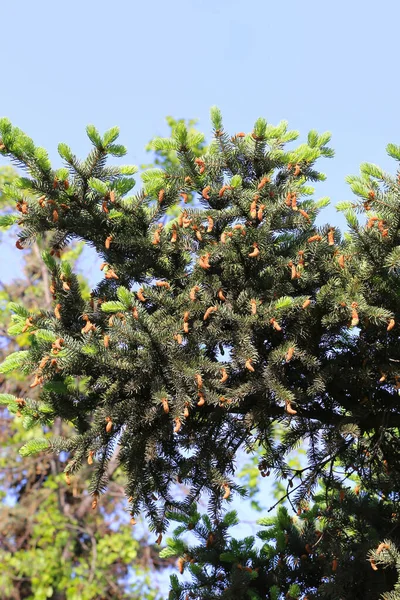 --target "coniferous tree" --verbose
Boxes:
[1,110,400,599]
[0,169,167,600]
